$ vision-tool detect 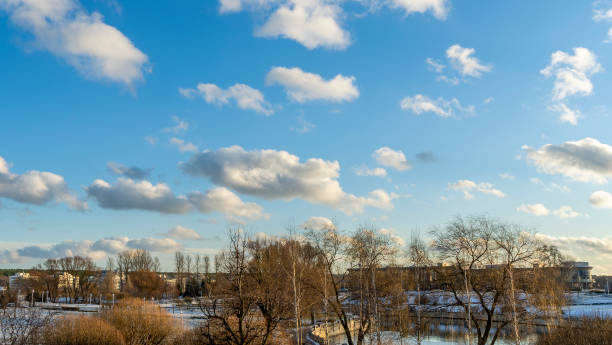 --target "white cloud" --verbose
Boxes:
[170,137,198,153]
[400,94,474,117]
[0,156,87,210]
[523,137,612,183]
[0,0,149,86]
[553,206,580,219]
[373,147,411,171]
[517,203,550,216]
[301,216,336,231]
[107,162,151,180]
[0,236,181,264]
[179,83,273,115]
[388,0,449,19]
[86,177,265,219]
[86,178,192,214]
[181,145,397,214]
[266,66,358,103]
[483,96,494,104]
[547,103,581,125]
[499,173,515,180]
[355,166,387,177]
[220,0,448,50]
[589,190,612,209]
[188,187,266,220]
[125,237,181,253]
[165,225,201,240]
[163,116,189,134]
[425,57,445,73]
[594,7,612,21]
[446,44,491,77]
[540,47,602,101]
[448,179,506,200]
[255,0,350,50]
